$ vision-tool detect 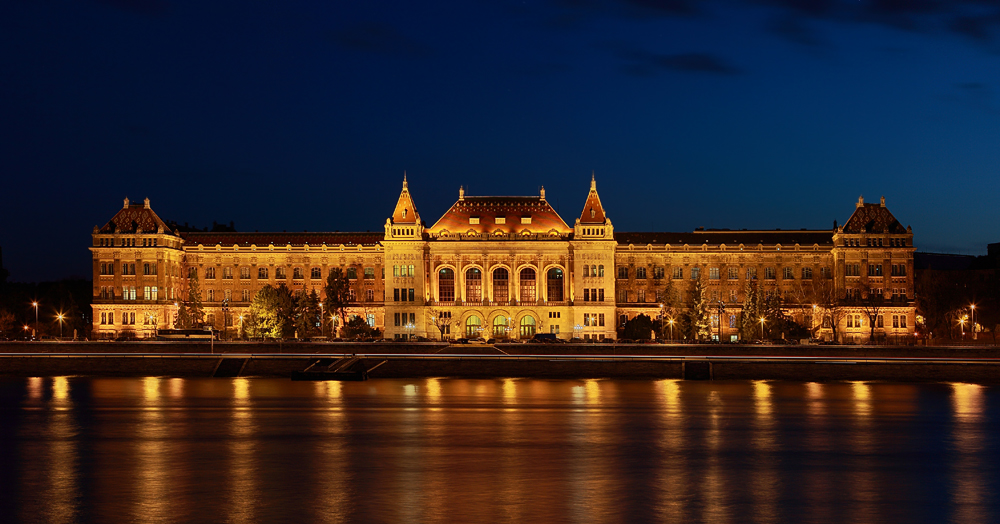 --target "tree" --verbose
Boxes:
[0,309,15,339]
[174,302,191,329]
[623,314,654,340]
[324,268,352,336]
[187,272,205,327]
[739,278,762,340]
[861,289,886,343]
[687,273,711,340]
[293,288,321,338]
[342,315,379,339]
[428,310,454,340]
[657,279,681,339]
